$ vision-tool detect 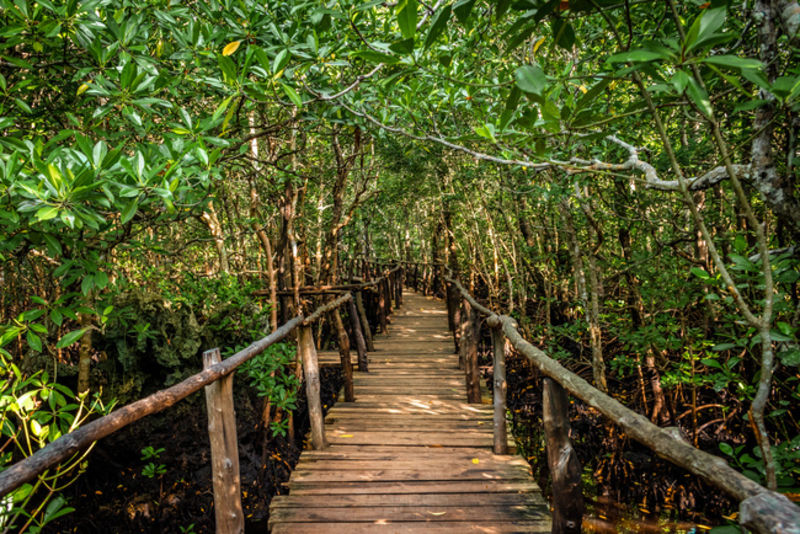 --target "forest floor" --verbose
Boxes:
[45,367,343,533]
